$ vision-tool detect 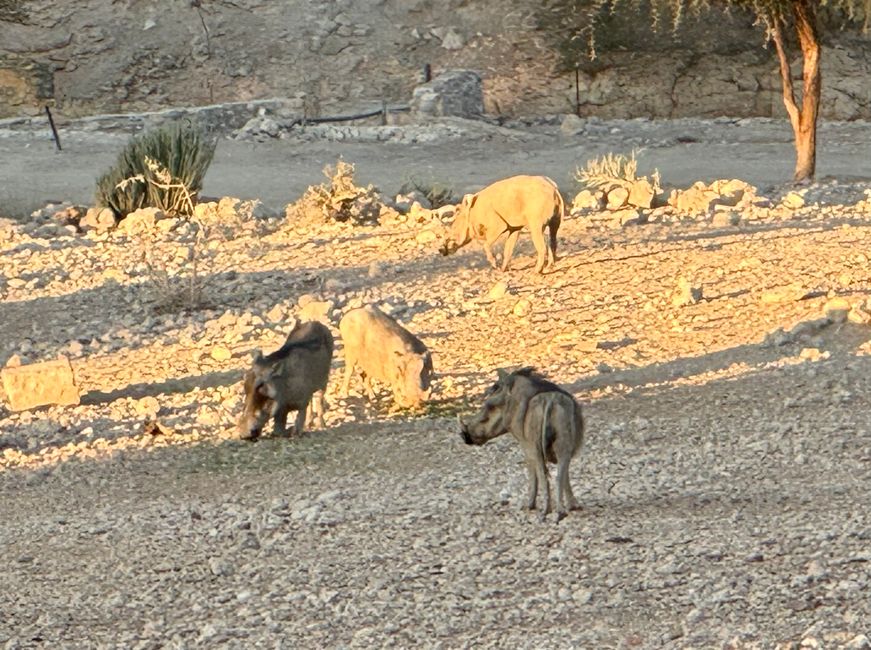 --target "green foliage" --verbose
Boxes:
[95,122,216,218]
[538,0,869,69]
